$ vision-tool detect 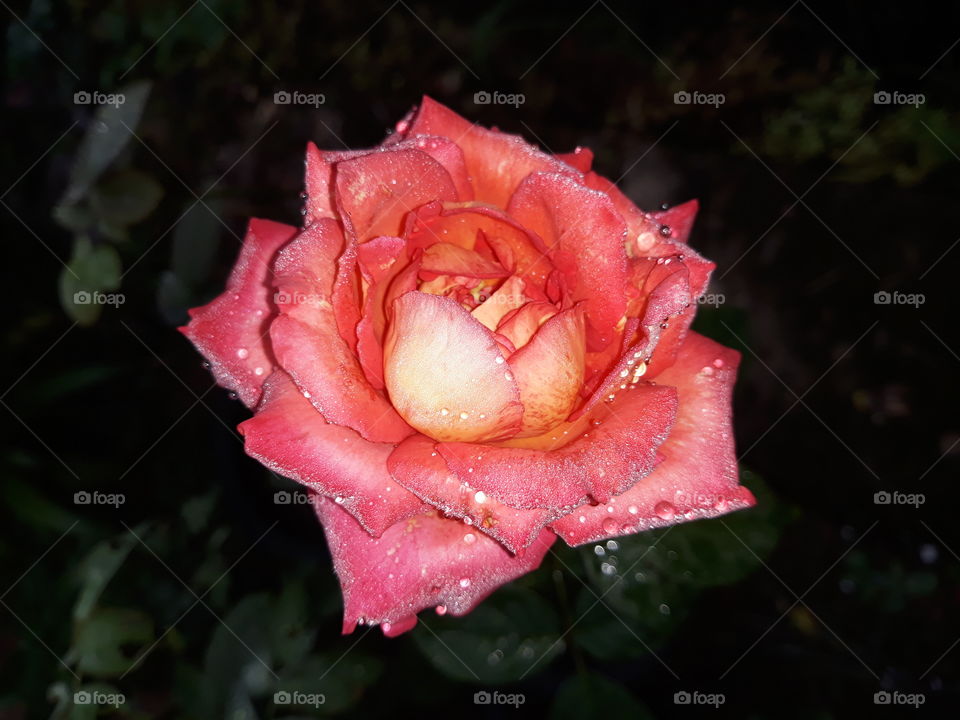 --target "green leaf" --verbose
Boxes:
[91,168,164,227]
[73,529,142,621]
[59,237,123,326]
[572,471,791,660]
[69,606,154,677]
[412,585,563,683]
[61,81,152,205]
[550,672,653,720]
